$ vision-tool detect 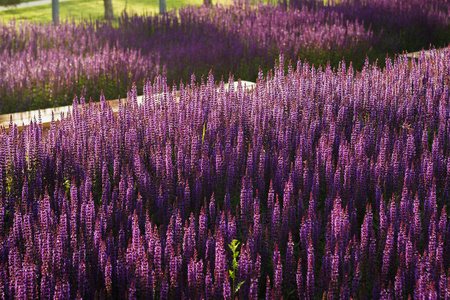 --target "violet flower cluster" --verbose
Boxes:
[1,49,450,299]
[288,0,450,52]
[104,3,374,84]
[0,20,159,115]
